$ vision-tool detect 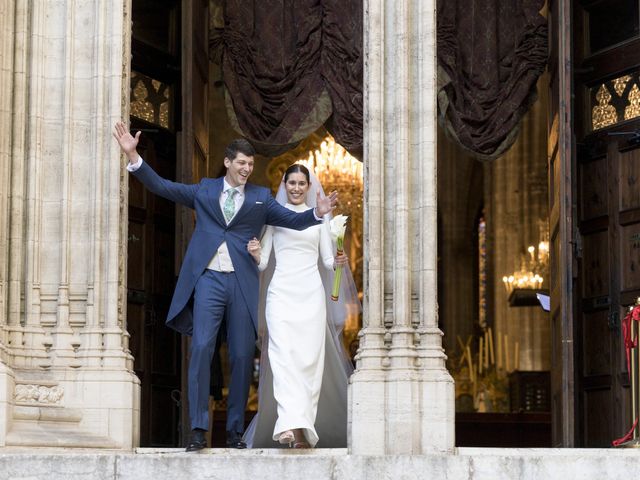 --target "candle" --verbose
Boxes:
[496,332,502,369]
[504,334,510,372]
[457,336,466,368]
[466,346,474,382]
[479,337,484,375]
[472,365,478,401]
[484,331,489,368]
[488,328,495,365]
[515,341,520,370]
